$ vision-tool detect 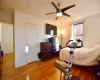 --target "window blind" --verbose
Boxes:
[73,23,84,41]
